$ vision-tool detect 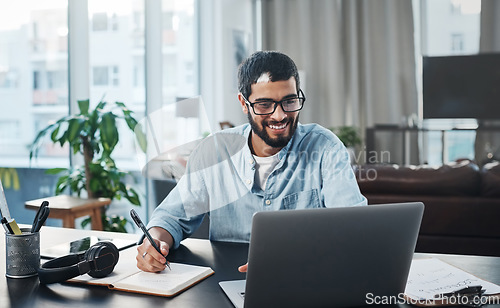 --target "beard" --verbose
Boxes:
[247,112,299,149]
